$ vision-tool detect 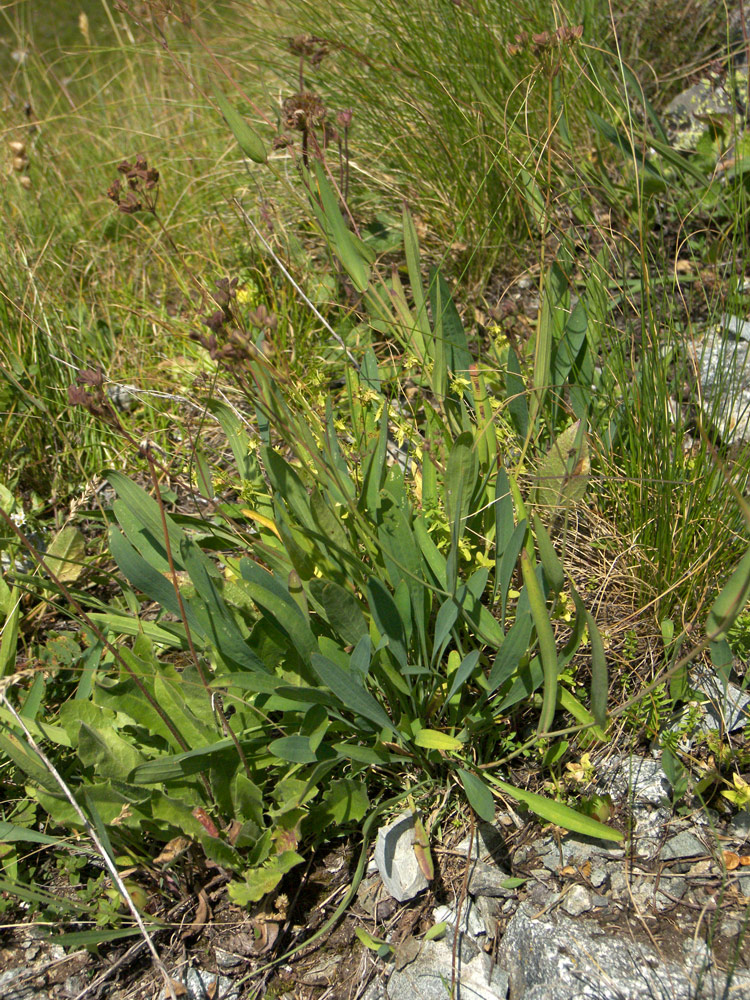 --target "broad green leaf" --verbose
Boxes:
[53,928,145,947]
[311,160,370,291]
[315,778,369,825]
[194,449,215,500]
[311,652,395,736]
[489,776,623,841]
[425,922,447,941]
[361,416,389,516]
[533,514,565,595]
[207,400,255,480]
[534,421,589,514]
[77,721,145,781]
[355,927,392,953]
[43,526,86,583]
[130,736,246,783]
[519,166,547,231]
[707,545,750,640]
[521,550,558,736]
[0,586,20,680]
[445,432,478,542]
[557,688,609,743]
[494,468,515,557]
[106,470,189,560]
[0,822,65,845]
[367,578,408,670]
[263,448,316,532]
[310,579,368,646]
[0,732,60,793]
[429,270,473,394]
[444,649,481,704]
[414,729,463,751]
[269,735,320,763]
[505,347,528,438]
[487,612,533,694]
[498,520,528,628]
[457,767,495,822]
[228,851,304,906]
[402,204,431,355]
[214,88,267,163]
[586,610,609,729]
[432,598,459,667]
